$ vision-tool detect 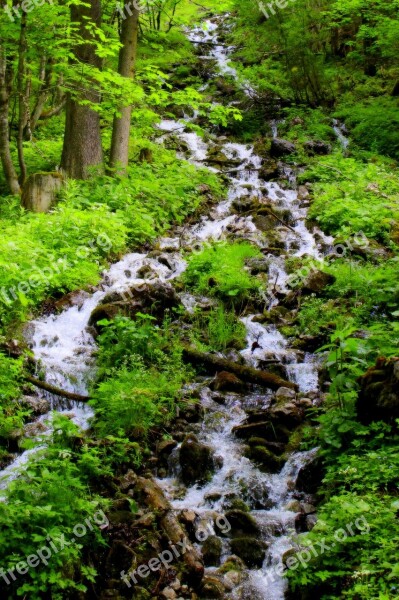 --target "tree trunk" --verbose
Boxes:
[60,0,104,179]
[182,345,298,391]
[0,46,20,195]
[17,14,28,185]
[109,8,139,174]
